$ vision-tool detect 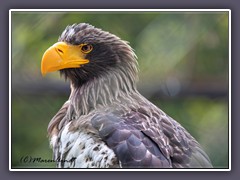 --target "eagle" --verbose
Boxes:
[41,23,212,168]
